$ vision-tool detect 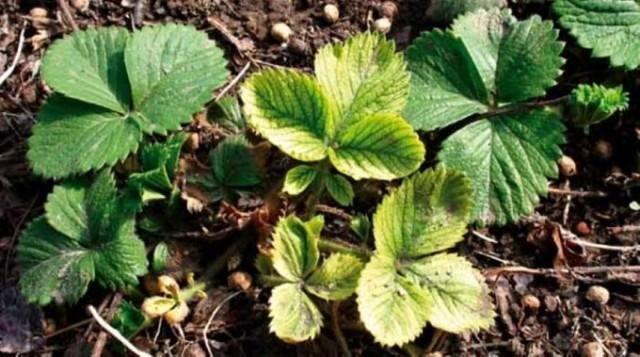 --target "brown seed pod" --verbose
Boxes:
[228,271,253,292]
[271,22,293,43]
[575,221,591,236]
[557,155,577,177]
[522,294,540,312]
[323,4,340,23]
[586,285,610,305]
